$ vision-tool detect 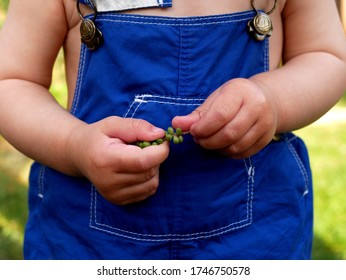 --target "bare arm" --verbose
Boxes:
[173,0,346,158]
[253,0,346,132]
[0,0,169,205]
[0,0,79,173]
